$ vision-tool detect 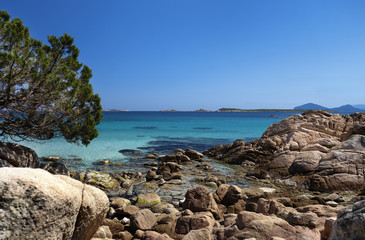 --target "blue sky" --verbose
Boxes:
[2,0,365,110]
